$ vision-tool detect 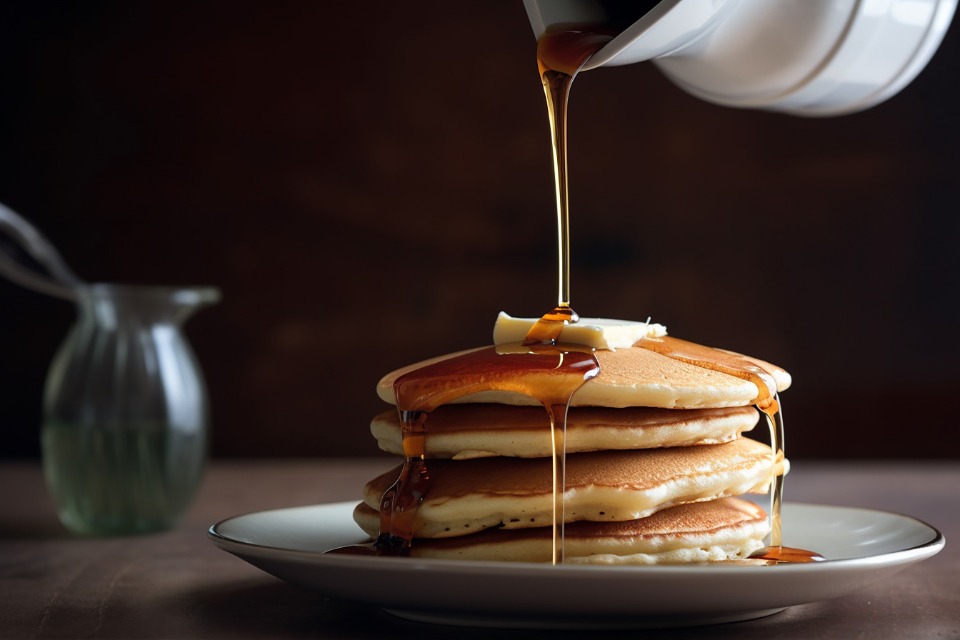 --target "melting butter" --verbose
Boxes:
[494,312,666,350]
